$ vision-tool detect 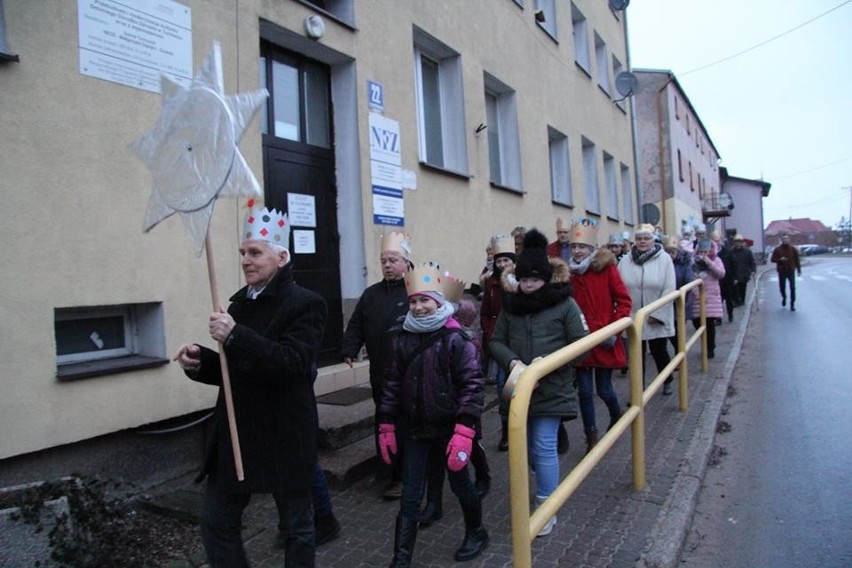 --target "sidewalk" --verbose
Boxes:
[163,288,757,568]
